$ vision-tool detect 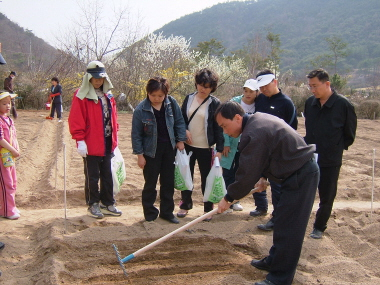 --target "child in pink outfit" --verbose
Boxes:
[0,91,20,219]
